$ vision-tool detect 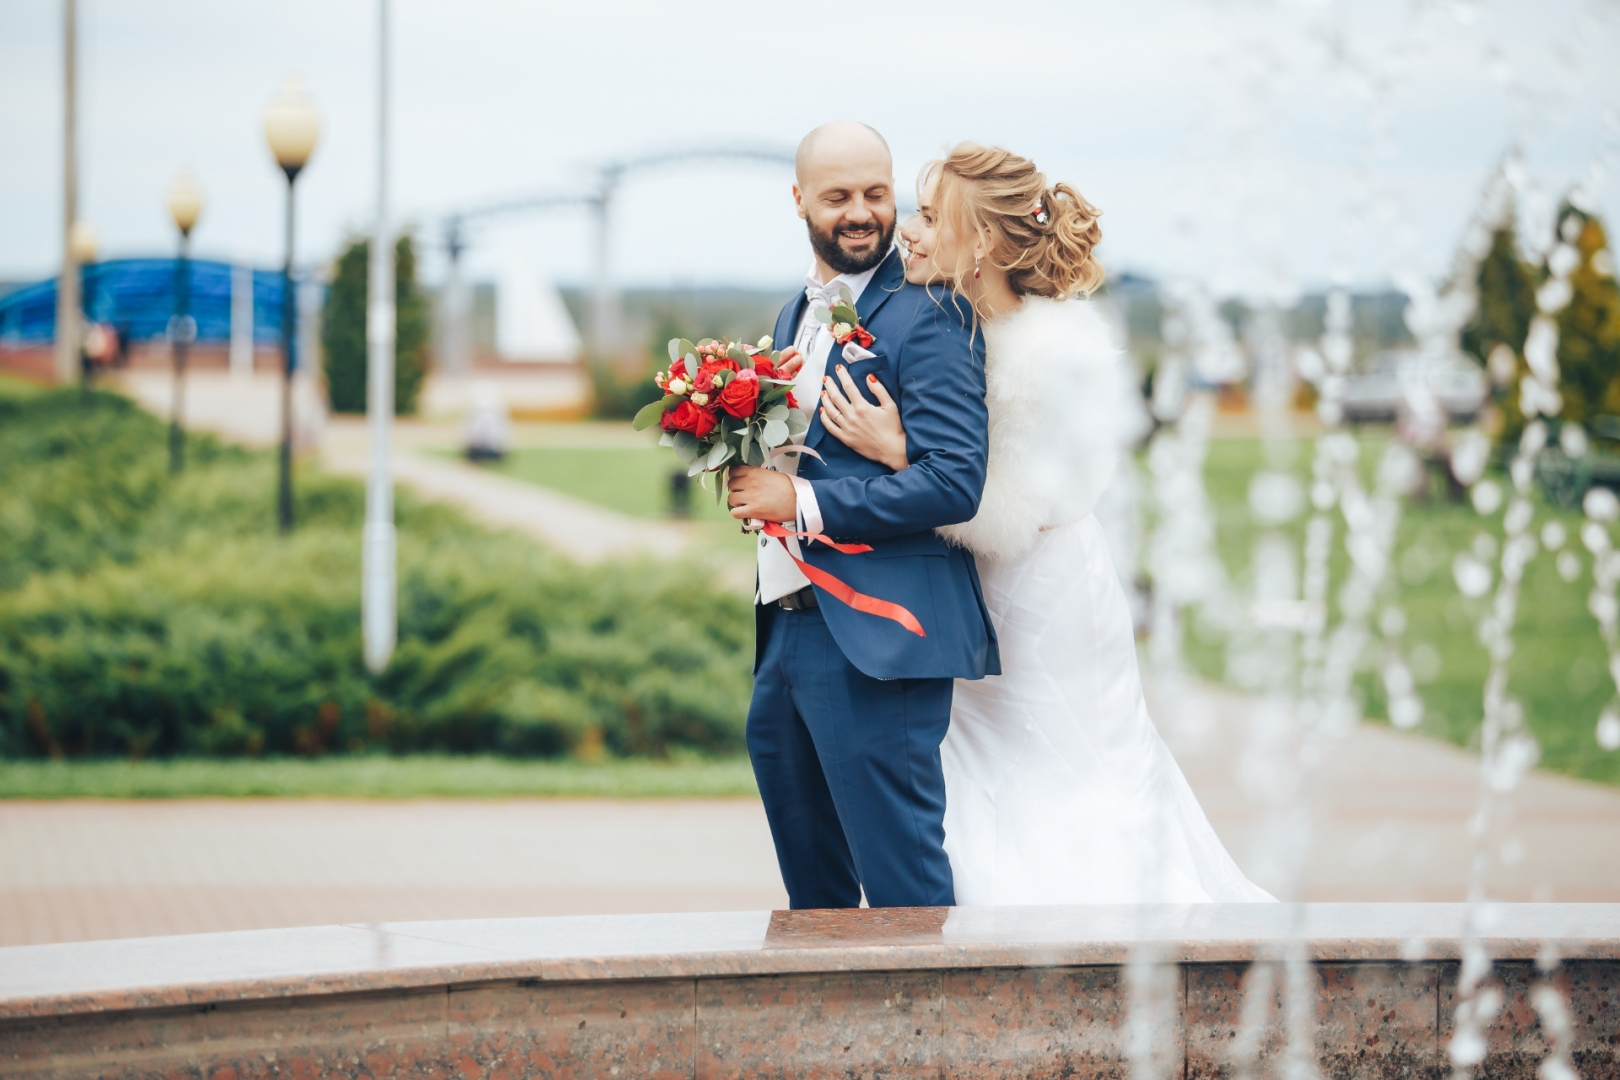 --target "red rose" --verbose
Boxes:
[693,357,741,393]
[669,358,687,380]
[659,404,678,432]
[717,369,759,418]
[668,399,717,438]
[850,326,874,348]
[753,358,776,380]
